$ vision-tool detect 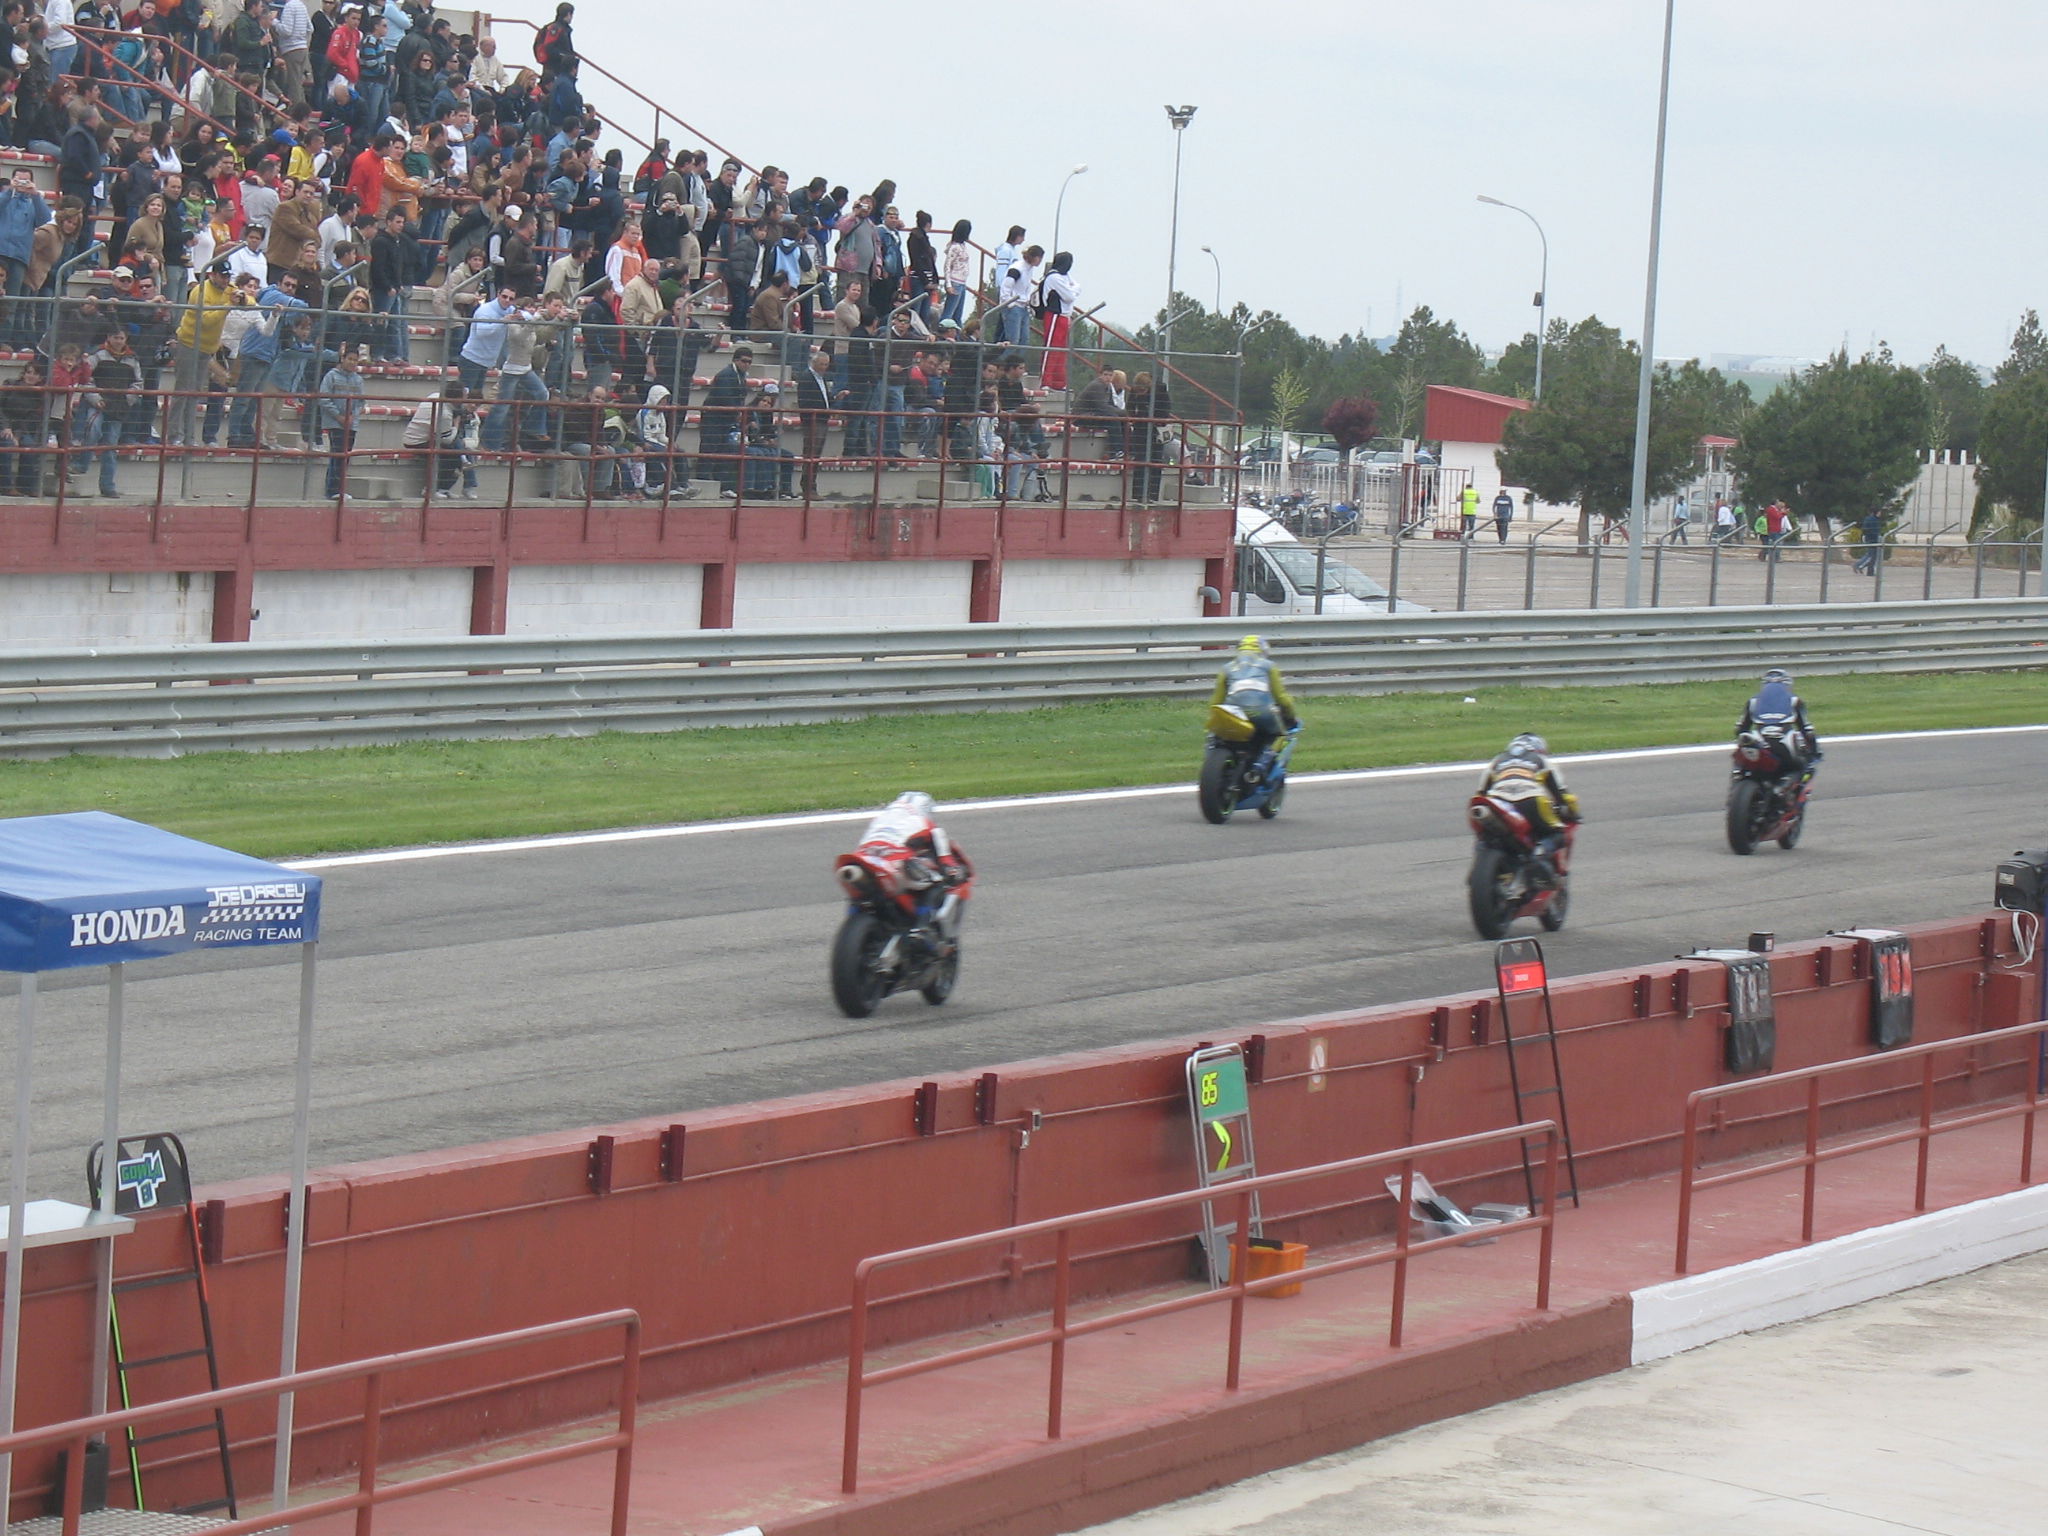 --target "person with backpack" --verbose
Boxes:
[534,3,576,73]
